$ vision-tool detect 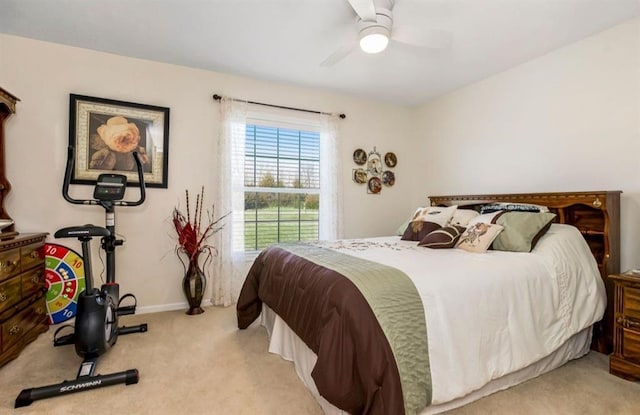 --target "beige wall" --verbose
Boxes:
[0,34,417,311]
[413,17,640,270]
[2,16,638,310]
